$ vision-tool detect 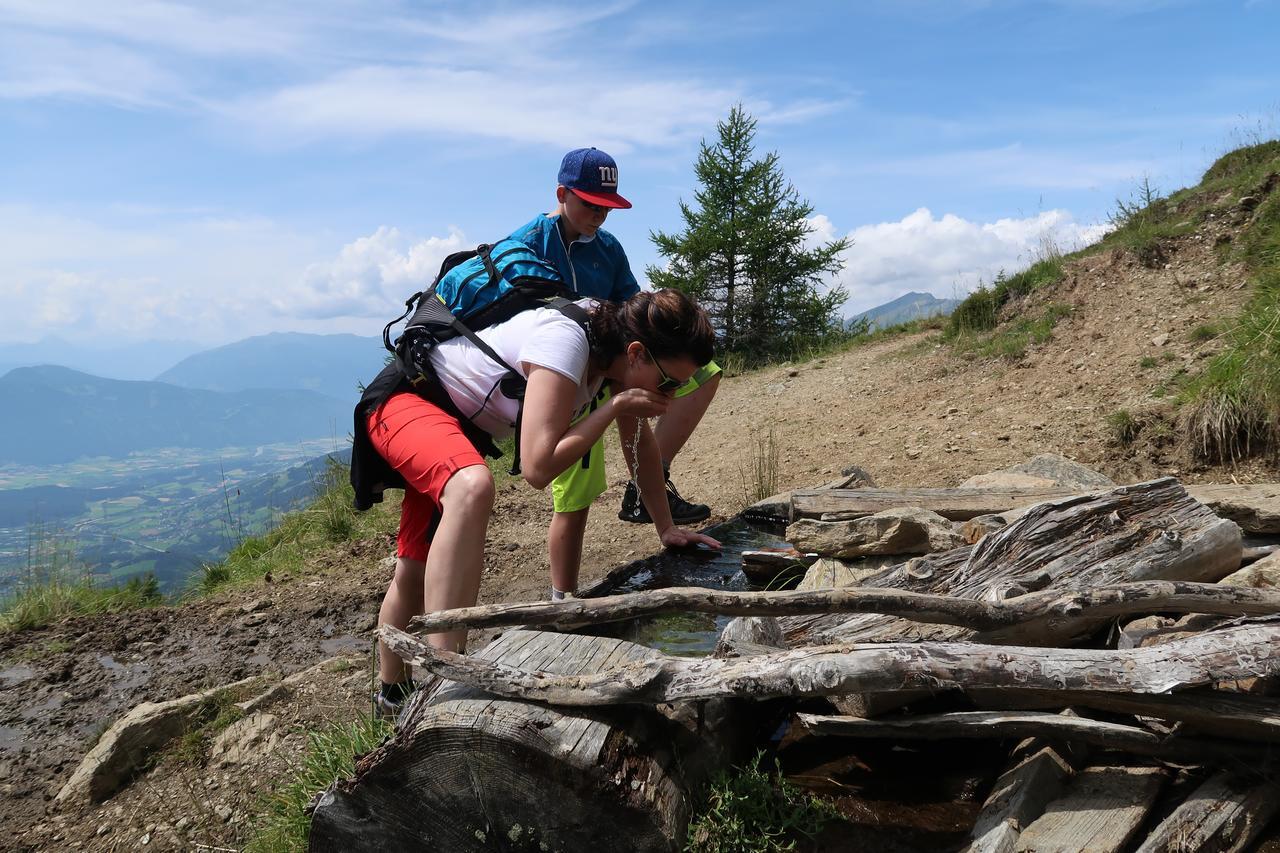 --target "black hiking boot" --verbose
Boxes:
[618,473,712,525]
